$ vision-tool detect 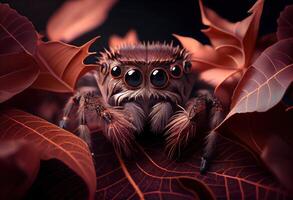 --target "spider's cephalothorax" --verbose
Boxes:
[60,42,224,173]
